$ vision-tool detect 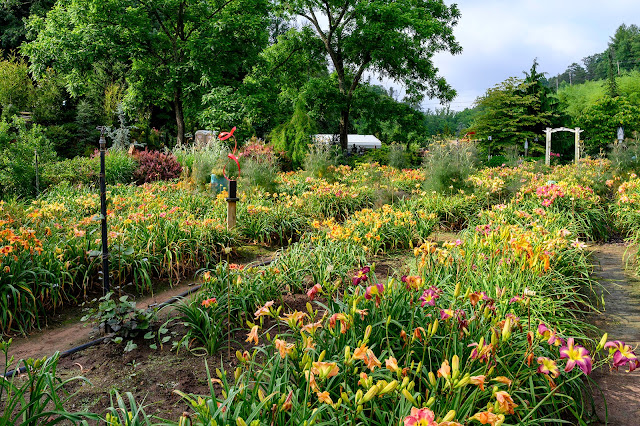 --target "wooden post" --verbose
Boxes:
[574,127,581,164]
[226,180,238,230]
[545,128,551,166]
